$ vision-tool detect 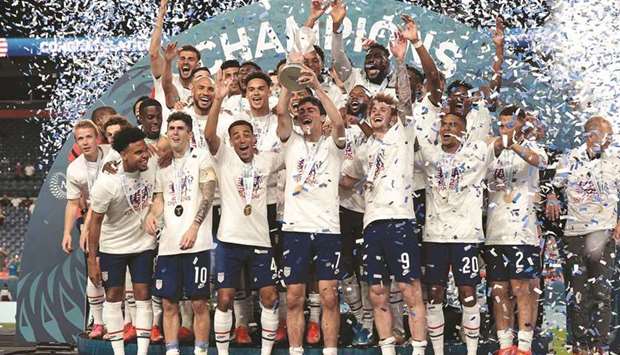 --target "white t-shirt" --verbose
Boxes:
[485,141,547,245]
[154,148,214,255]
[180,105,233,150]
[344,68,396,99]
[281,132,344,234]
[154,73,192,125]
[90,164,158,254]
[222,94,279,118]
[339,125,366,213]
[66,145,111,203]
[237,111,281,205]
[418,140,496,243]
[320,77,347,109]
[553,144,620,236]
[412,95,442,191]
[213,143,283,247]
[344,120,415,228]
